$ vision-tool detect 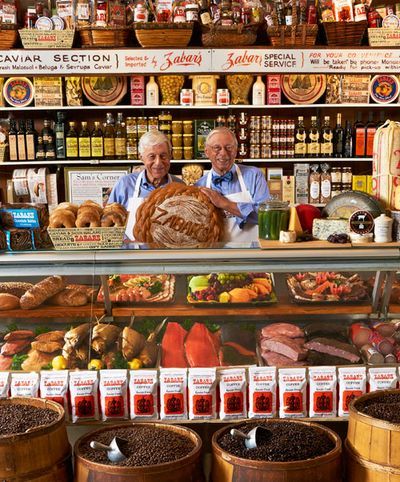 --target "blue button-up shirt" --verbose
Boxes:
[195,164,270,227]
[108,171,183,208]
